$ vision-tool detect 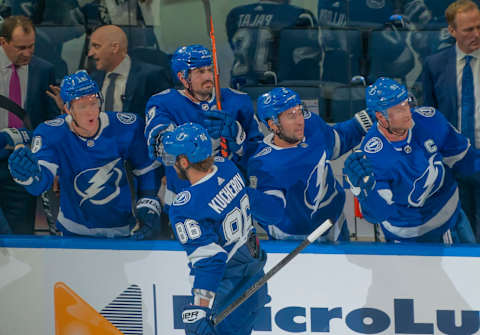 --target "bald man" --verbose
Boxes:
[88,24,171,115]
